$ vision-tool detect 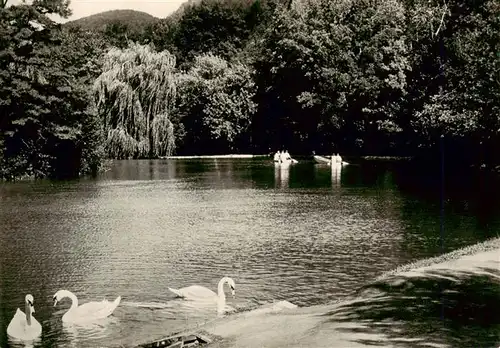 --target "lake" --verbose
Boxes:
[1,158,499,348]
